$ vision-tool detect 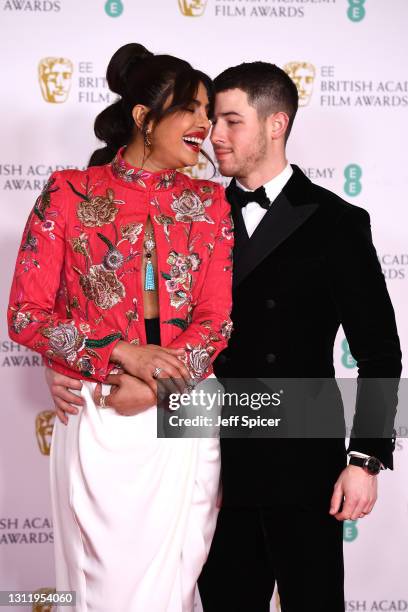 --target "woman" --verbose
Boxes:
[8,43,233,611]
